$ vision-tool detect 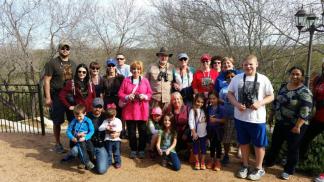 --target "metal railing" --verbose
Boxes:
[0,83,45,135]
